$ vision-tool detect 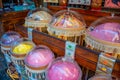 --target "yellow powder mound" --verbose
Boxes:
[13,43,33,54]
